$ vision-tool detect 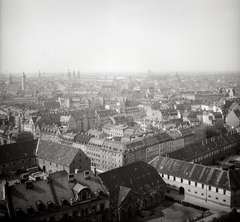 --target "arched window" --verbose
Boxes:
[120,209,126,222]
[154,193,159,204]
[100,203,105,211]
[142,199,147,209]
[15,207,23,217]
[128,205,133,218]
[47,201,54,209]
[36,200,44,211]
[26,205,34,214]
[60,198,68,206]
[81,190,88,200]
